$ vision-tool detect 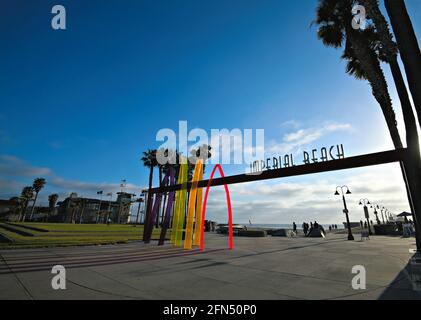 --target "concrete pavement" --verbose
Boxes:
[1,232,420,299]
